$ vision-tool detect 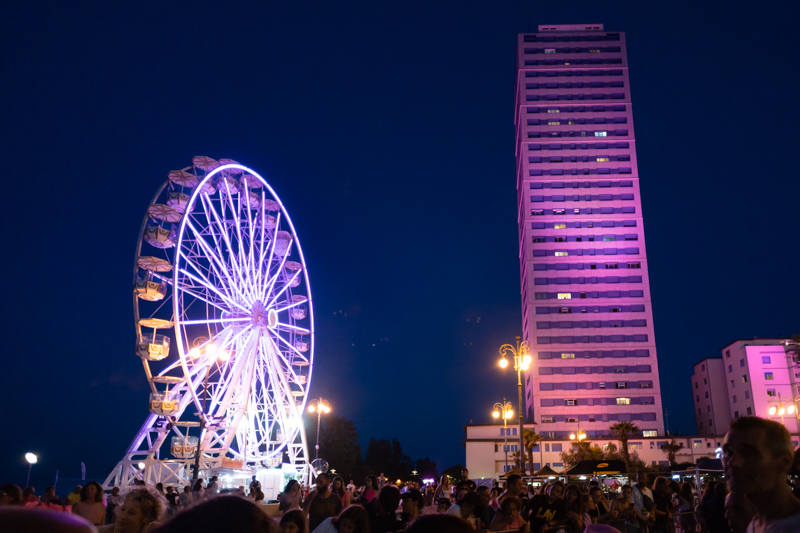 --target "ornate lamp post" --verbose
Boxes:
[492,400,514,472]
[498,336,531,472]
[569,428,587,444]
[307,398,331,460]
[767,392,796,426]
